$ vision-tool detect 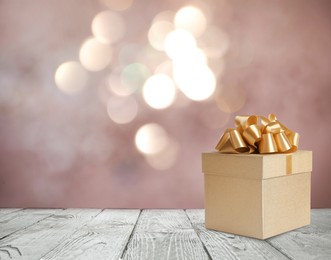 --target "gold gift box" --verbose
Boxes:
[202,150,312,239]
